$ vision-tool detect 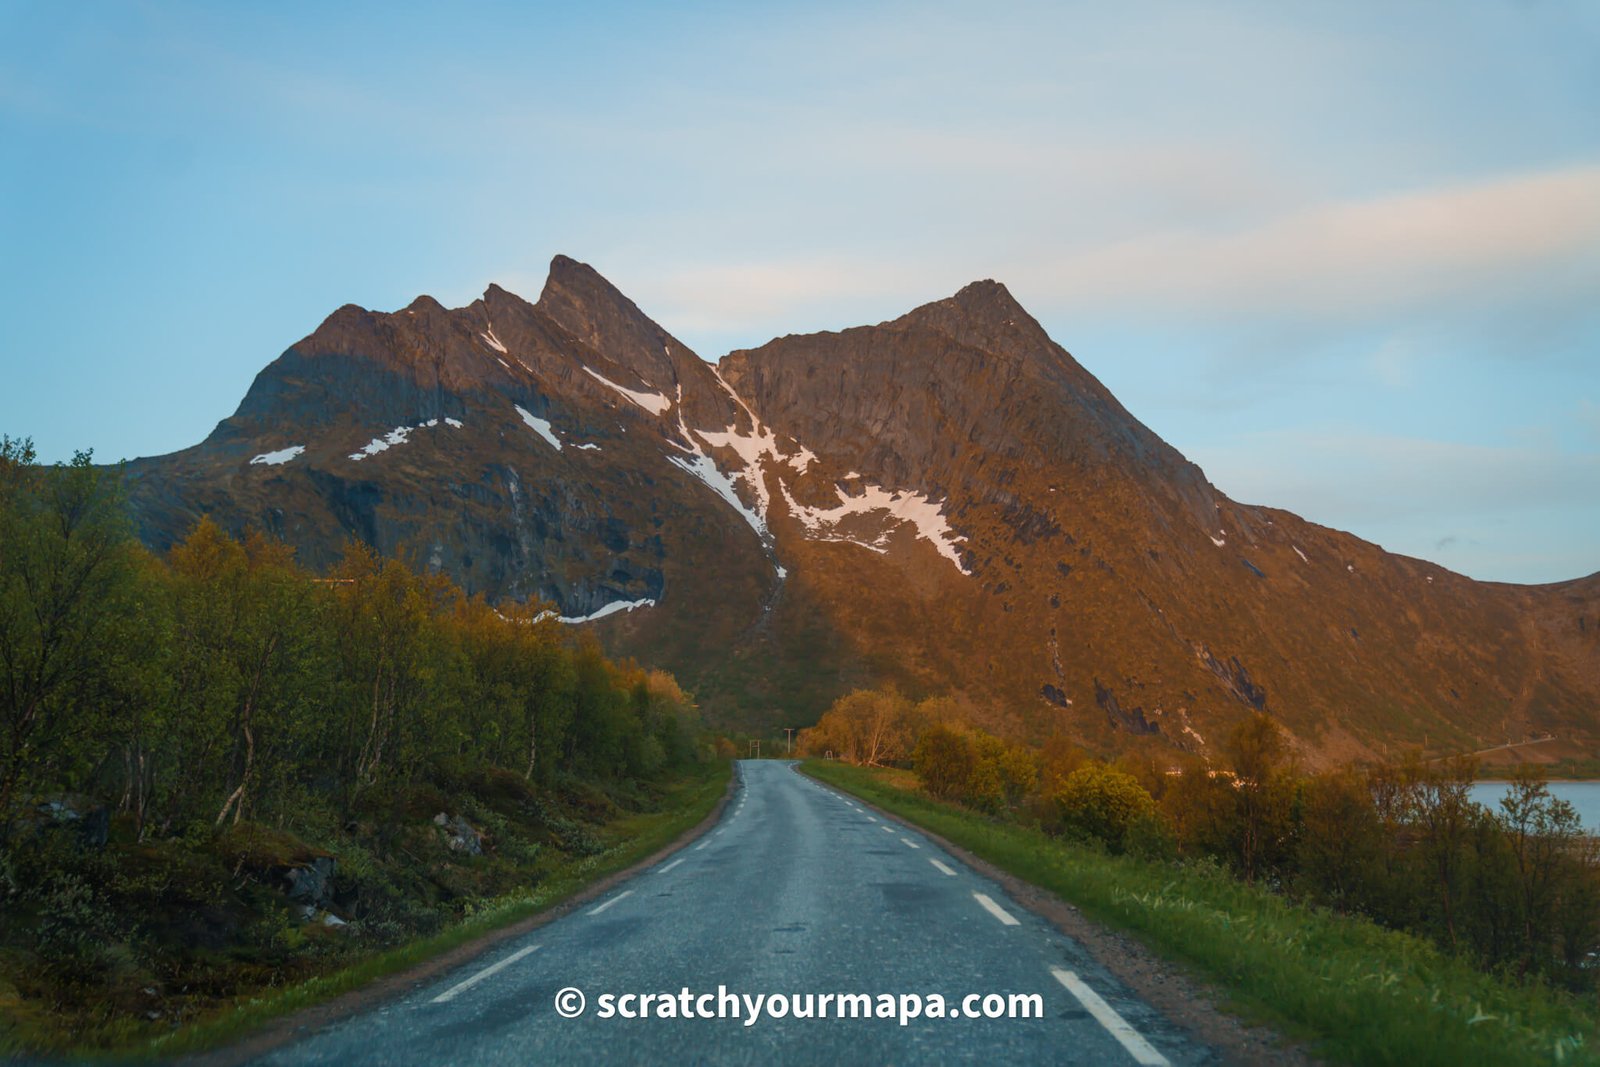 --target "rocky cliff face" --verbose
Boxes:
[120,257,1600,764]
